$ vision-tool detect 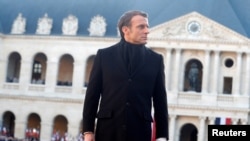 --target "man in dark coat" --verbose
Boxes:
[82,10,169,141]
